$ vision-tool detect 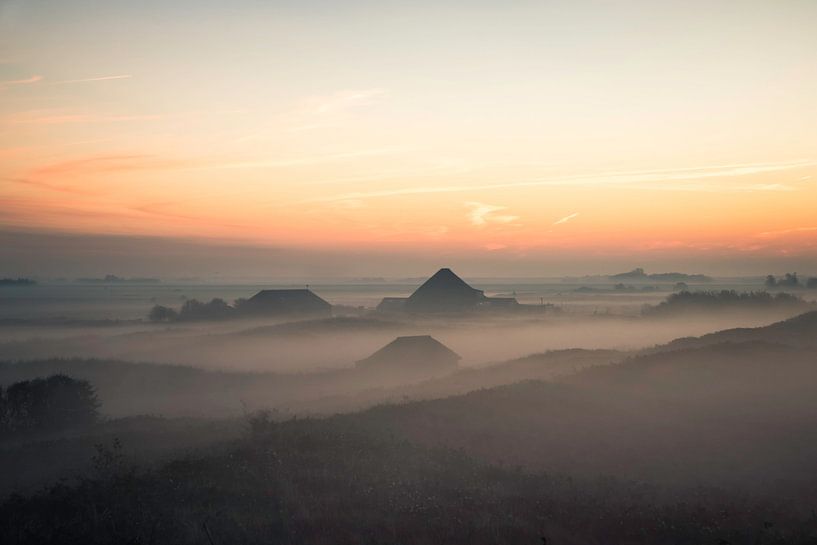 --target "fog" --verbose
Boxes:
[2,276,817,544]
[1,295,807,374]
